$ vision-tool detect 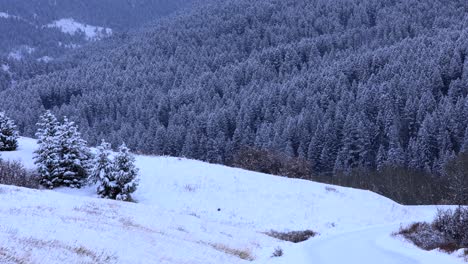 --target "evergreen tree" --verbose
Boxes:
[113,144,139,201]
[55,117,93,188]
[376,145,387,171]
[34,111,60,188]
[4,0,468,185]
[98,143,139,201]
[90,140,113,185]
[461,126,468,153]
[0,112,19,151]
